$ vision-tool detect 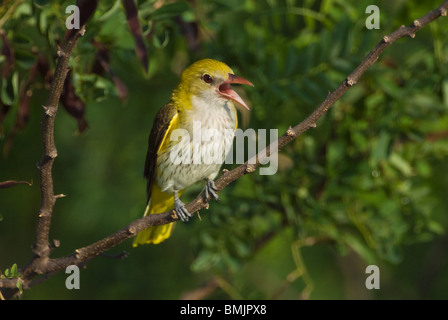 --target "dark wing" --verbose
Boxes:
[144,103,179,204]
